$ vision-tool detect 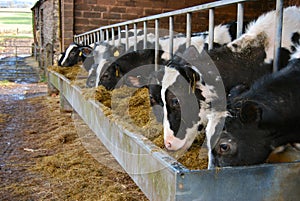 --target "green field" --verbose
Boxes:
[0,12,32,25]
[0,10,33,38]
